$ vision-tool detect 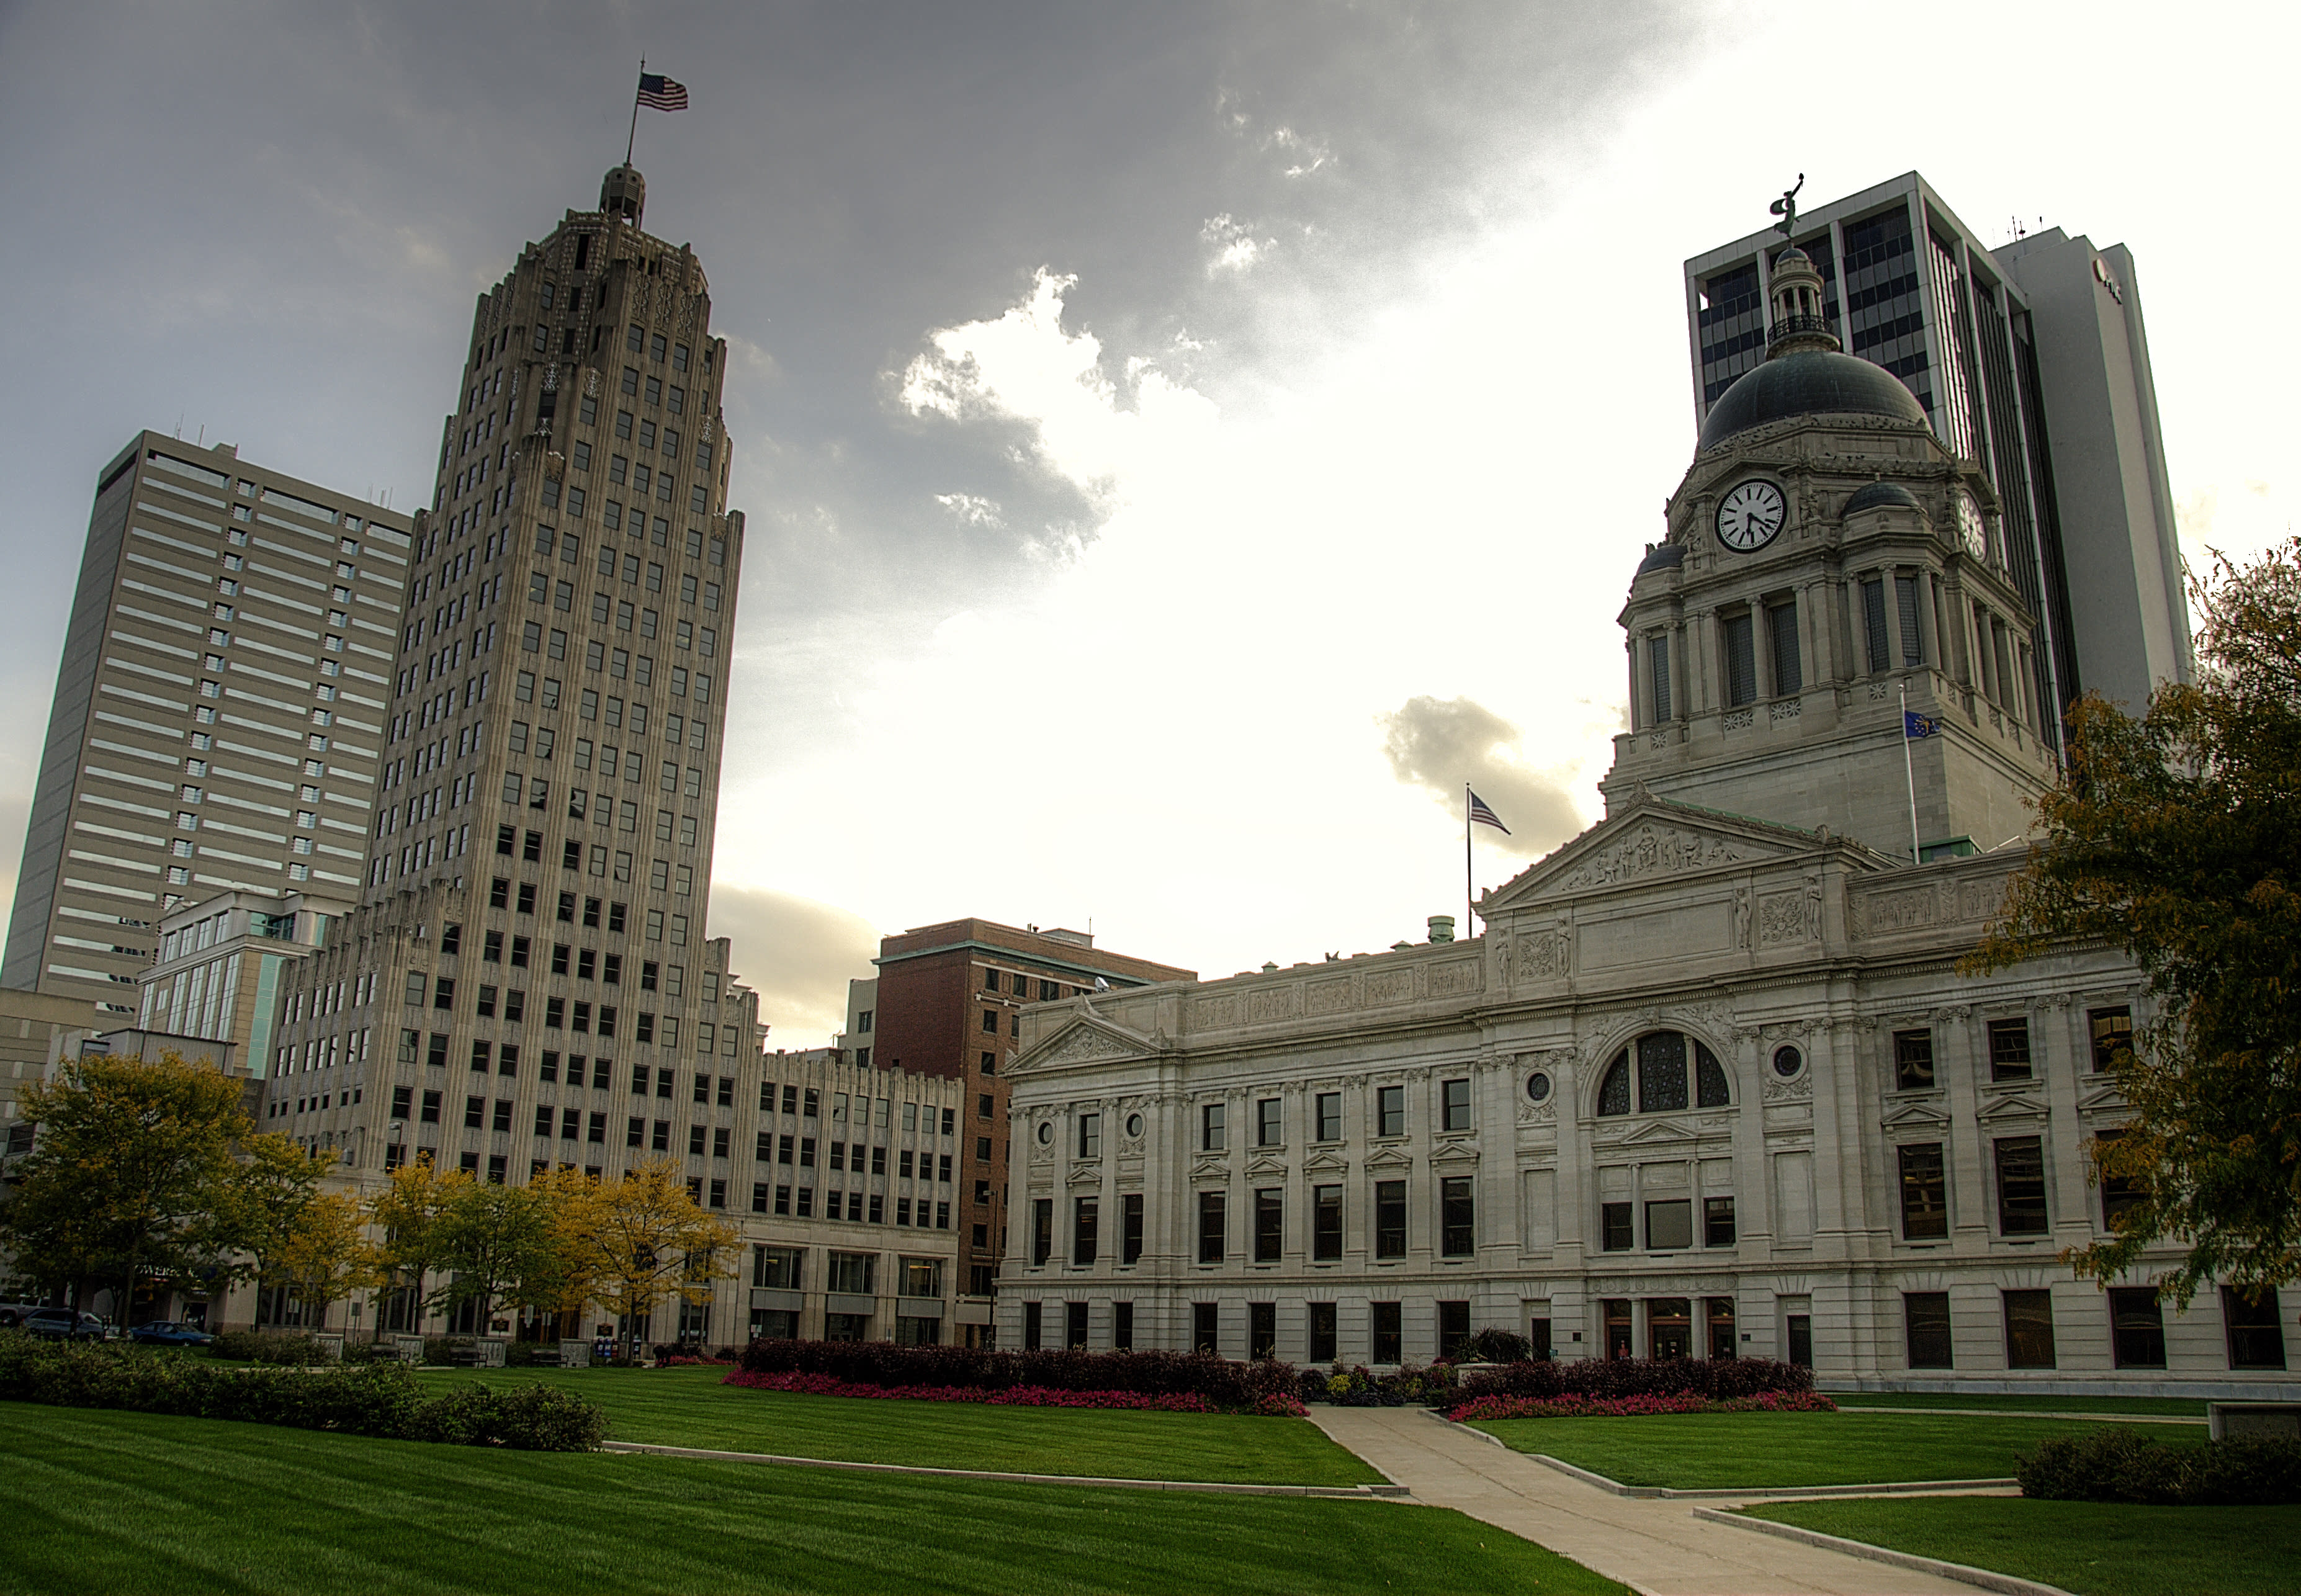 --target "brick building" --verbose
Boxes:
[845,919,1191,1343]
